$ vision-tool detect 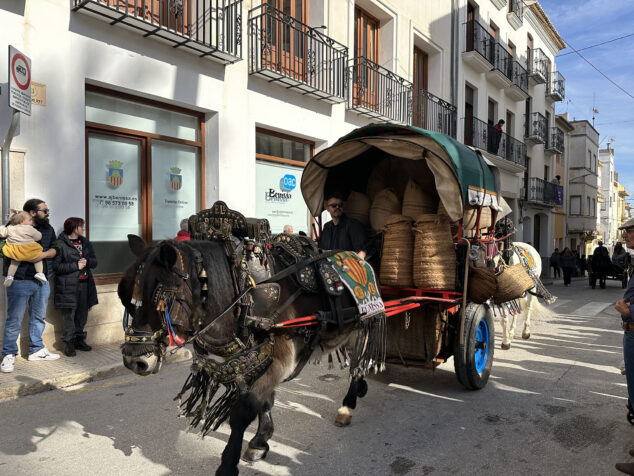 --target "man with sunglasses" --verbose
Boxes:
[318,192,368,259]
[1,199,59,373]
